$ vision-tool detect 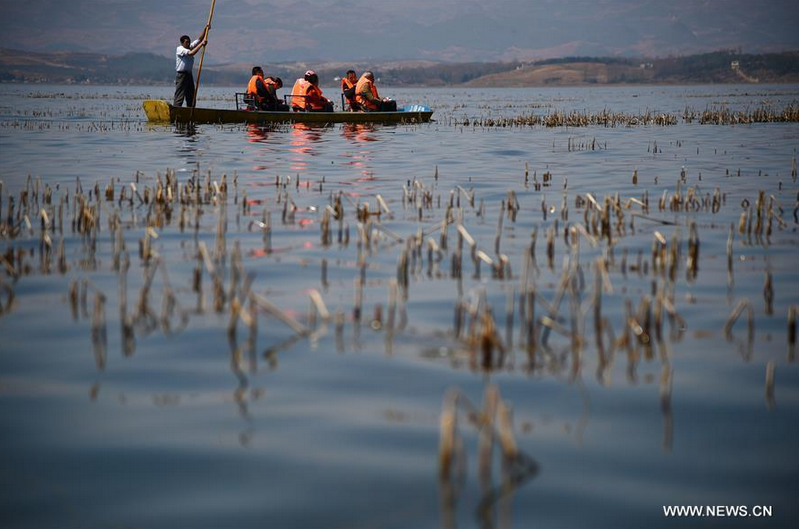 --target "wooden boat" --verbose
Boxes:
[142,100,433,125]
